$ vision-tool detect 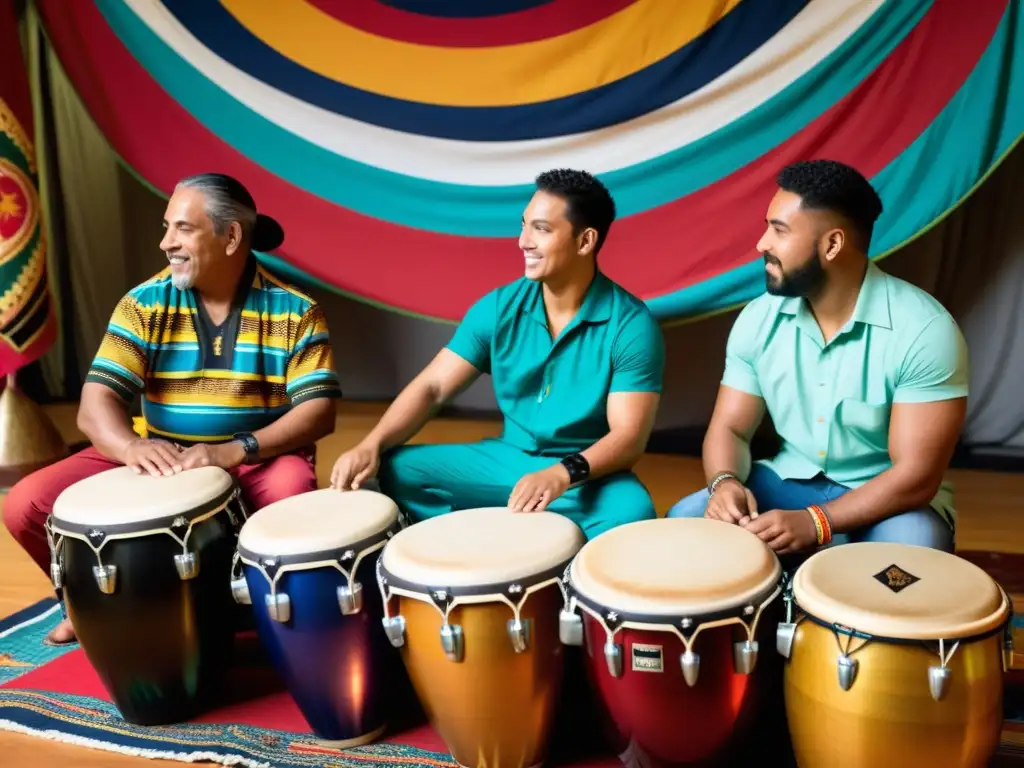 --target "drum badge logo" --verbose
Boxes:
[631,643,664,672]
[872,563,920,593]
